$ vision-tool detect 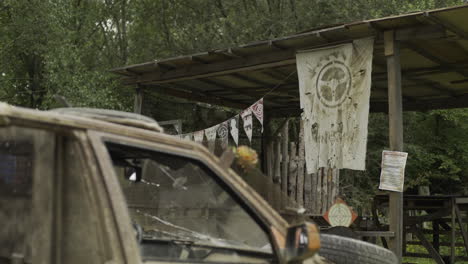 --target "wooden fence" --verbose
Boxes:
[264,119,339,215]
